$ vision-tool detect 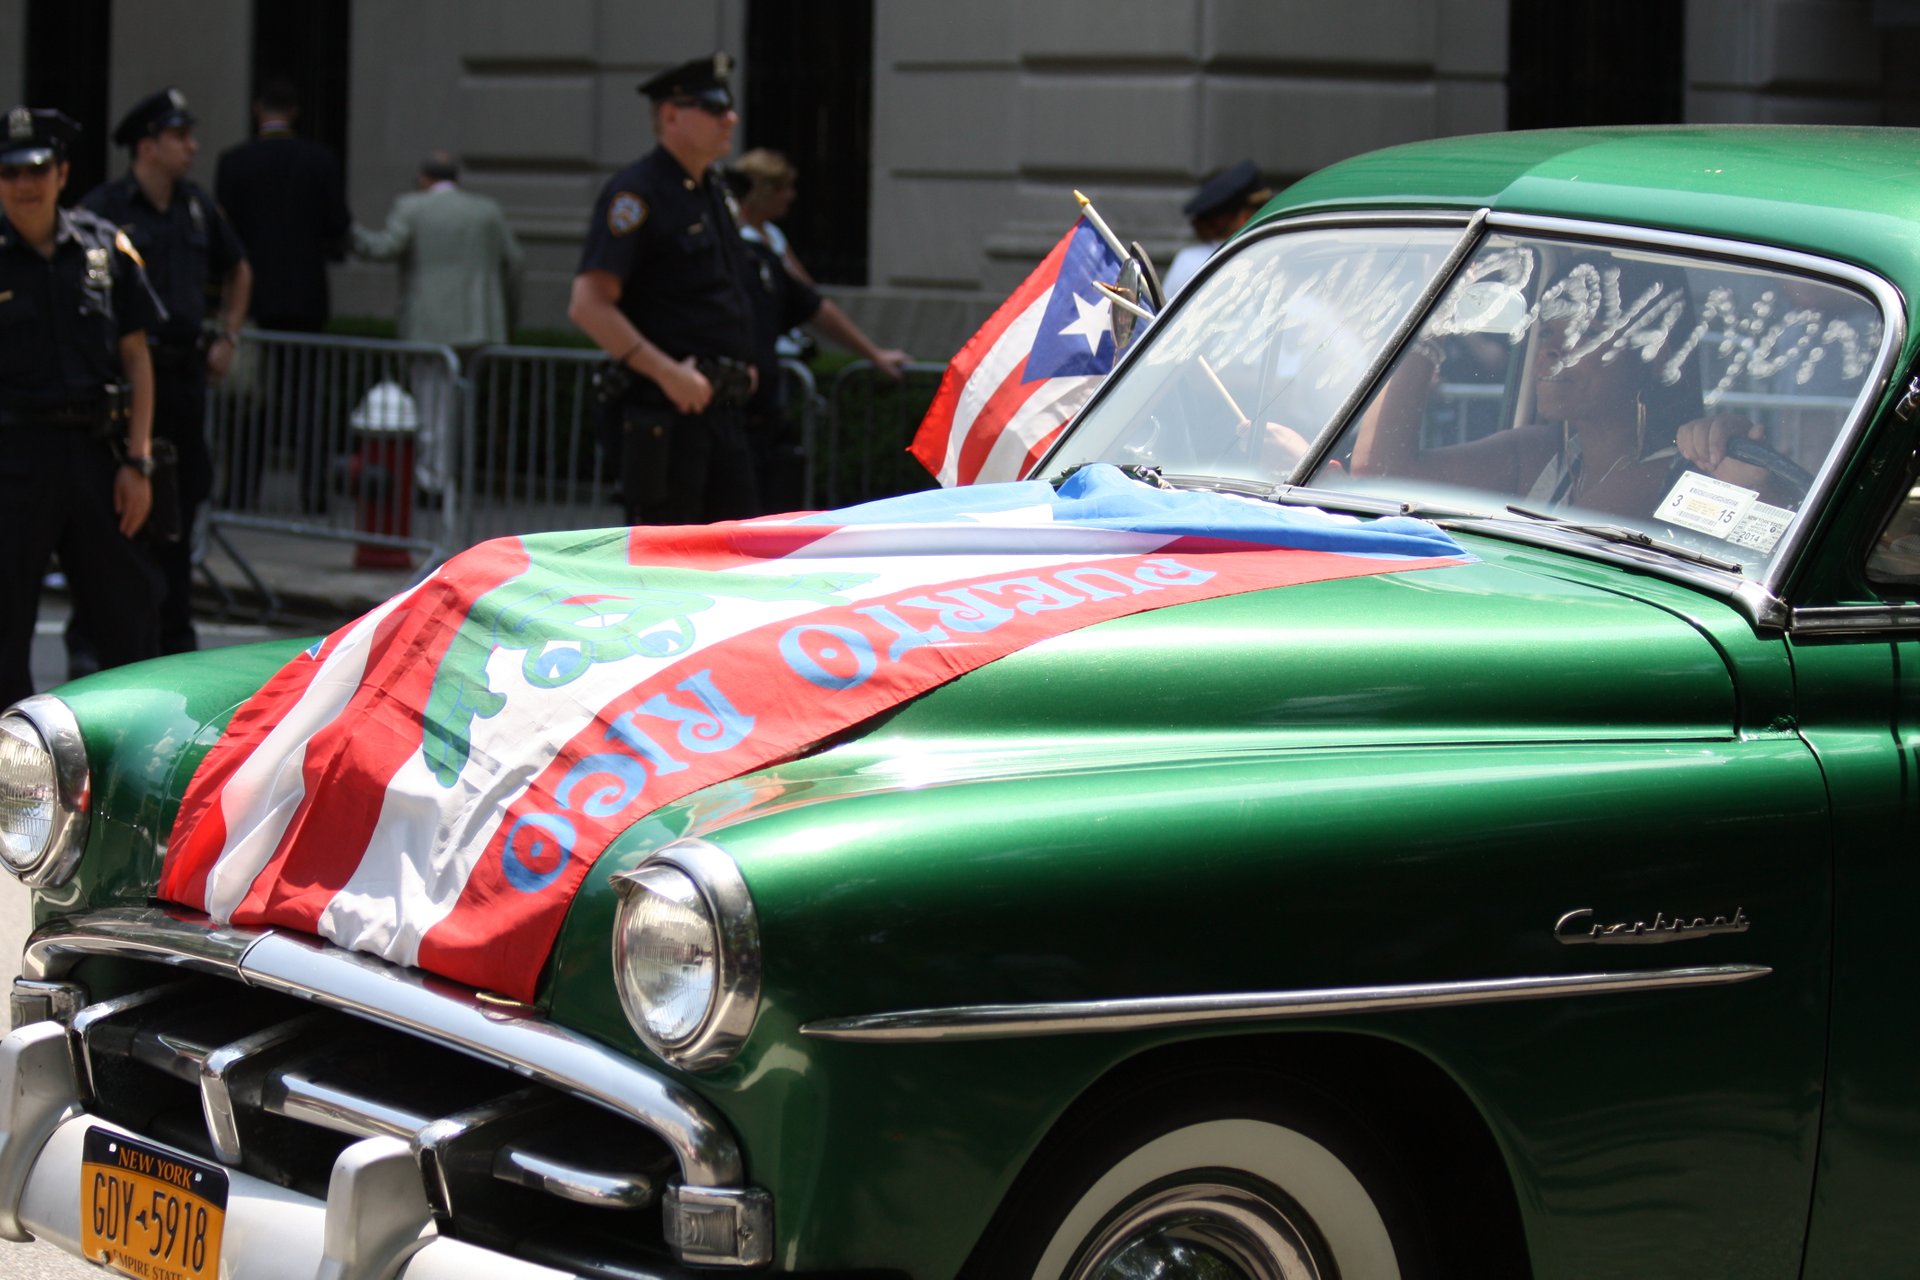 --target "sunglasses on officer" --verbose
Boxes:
[669,93,733,118]
[0,159,56,181]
